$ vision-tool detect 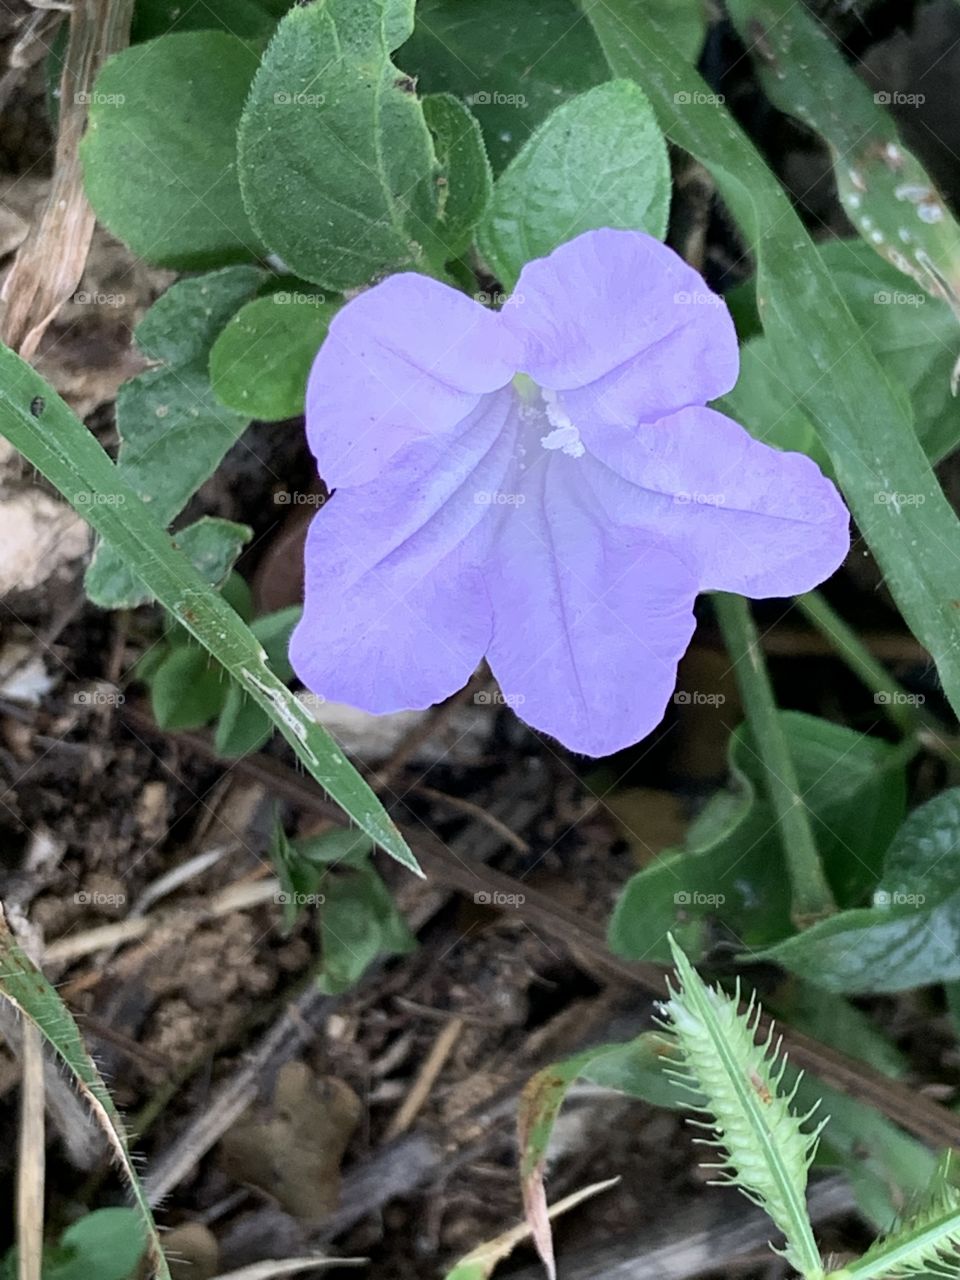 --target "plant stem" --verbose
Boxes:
[713,592,836,927]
